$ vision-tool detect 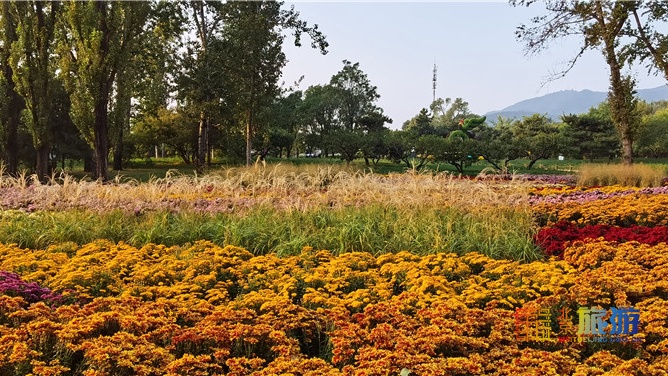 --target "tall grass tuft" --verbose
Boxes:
[576,163,667,187]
